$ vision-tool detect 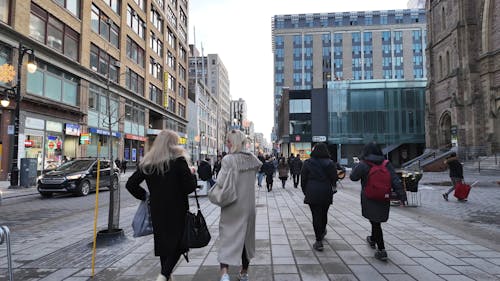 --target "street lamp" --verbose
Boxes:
[1,43,37,187]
